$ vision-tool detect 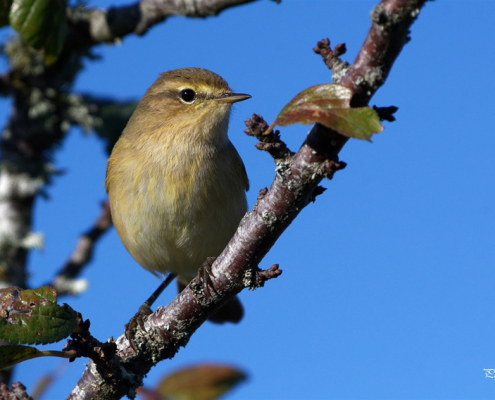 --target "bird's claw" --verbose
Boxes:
[125,302,152,352]
[198,257,217,298]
